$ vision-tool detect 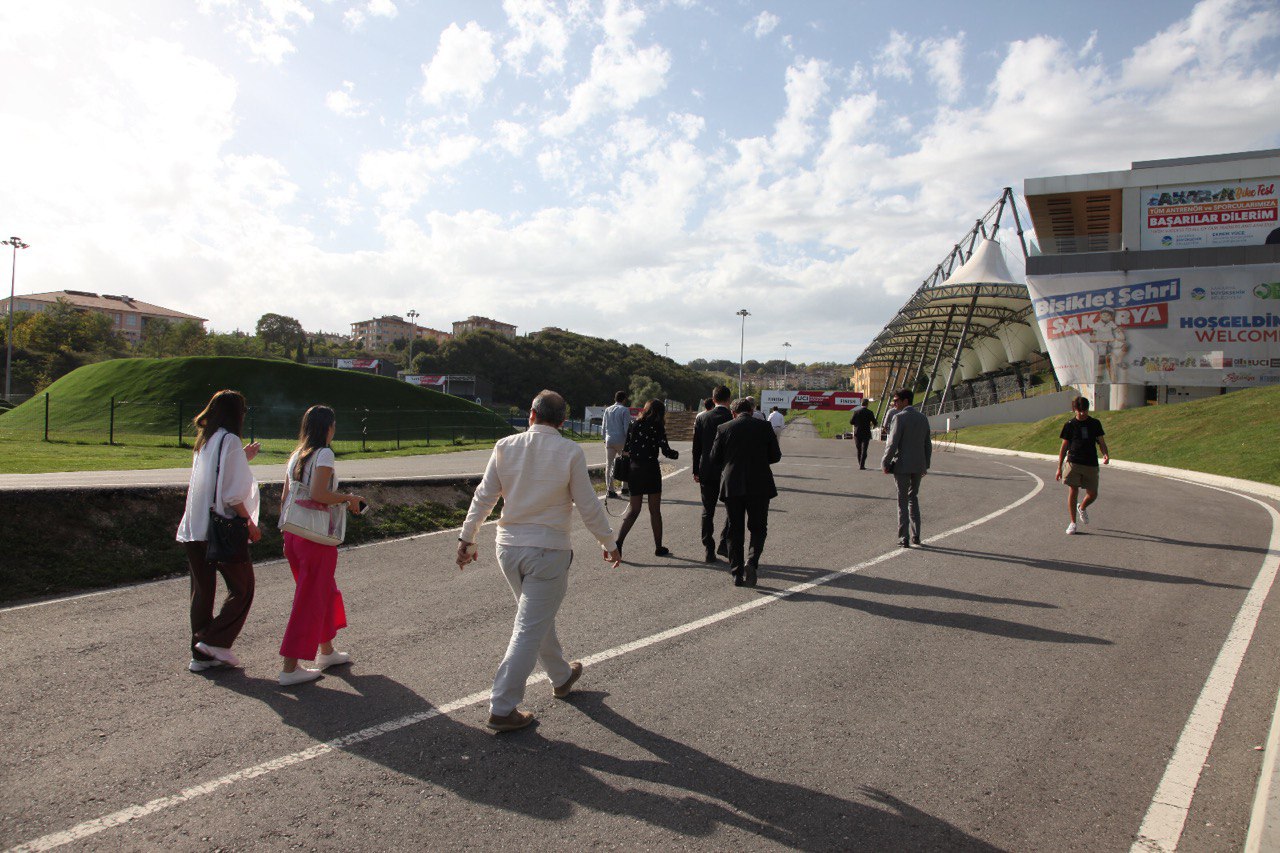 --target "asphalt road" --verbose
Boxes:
[3,436,1279,851]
